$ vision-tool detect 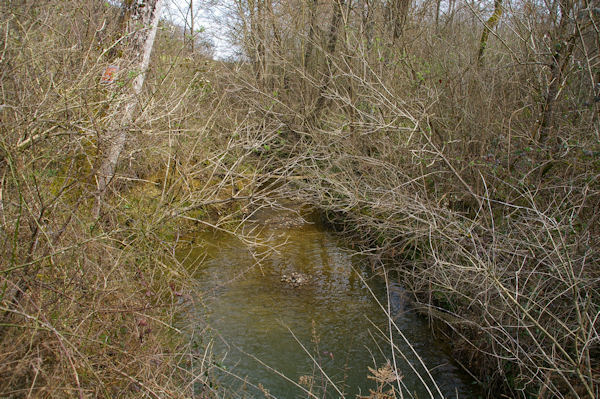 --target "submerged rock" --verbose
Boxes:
[280,272,310,288]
